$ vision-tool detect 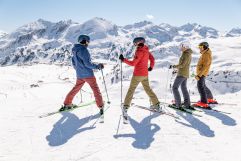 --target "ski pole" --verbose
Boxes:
[116,61,123,136]
[115,115,122,136]
[164,67,170,104]
[121,61,123,104]
[100,69,110,104]
[80,90,83,103]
